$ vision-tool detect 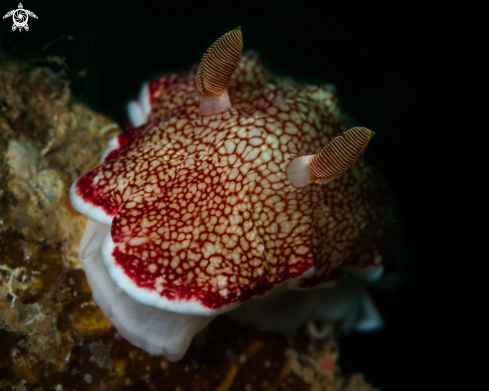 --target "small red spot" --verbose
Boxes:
[319,357,336,371]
